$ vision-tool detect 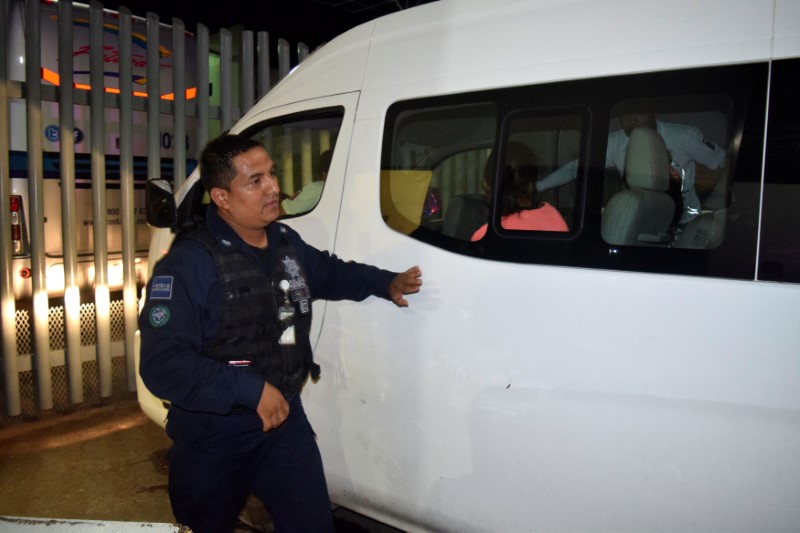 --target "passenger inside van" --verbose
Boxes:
[535,109,727,228]
[280,149,332,216]
[471,142,569,241]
